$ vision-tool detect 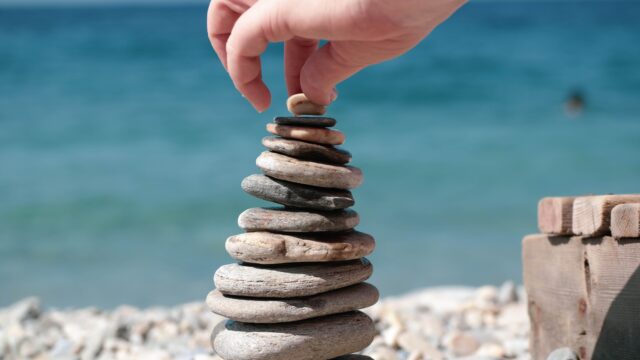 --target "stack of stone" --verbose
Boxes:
[207,94,378,360]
